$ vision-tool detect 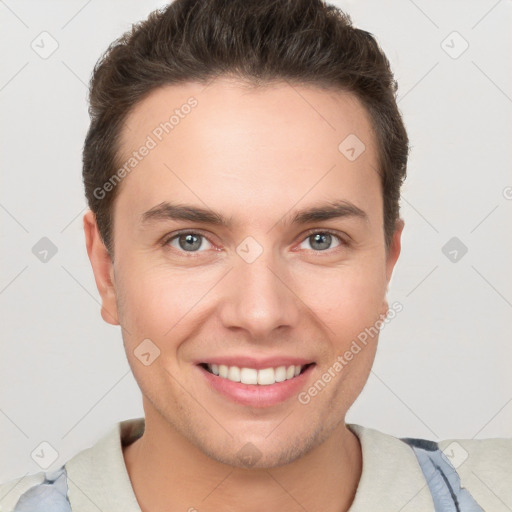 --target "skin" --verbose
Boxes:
[84,77,403,512]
